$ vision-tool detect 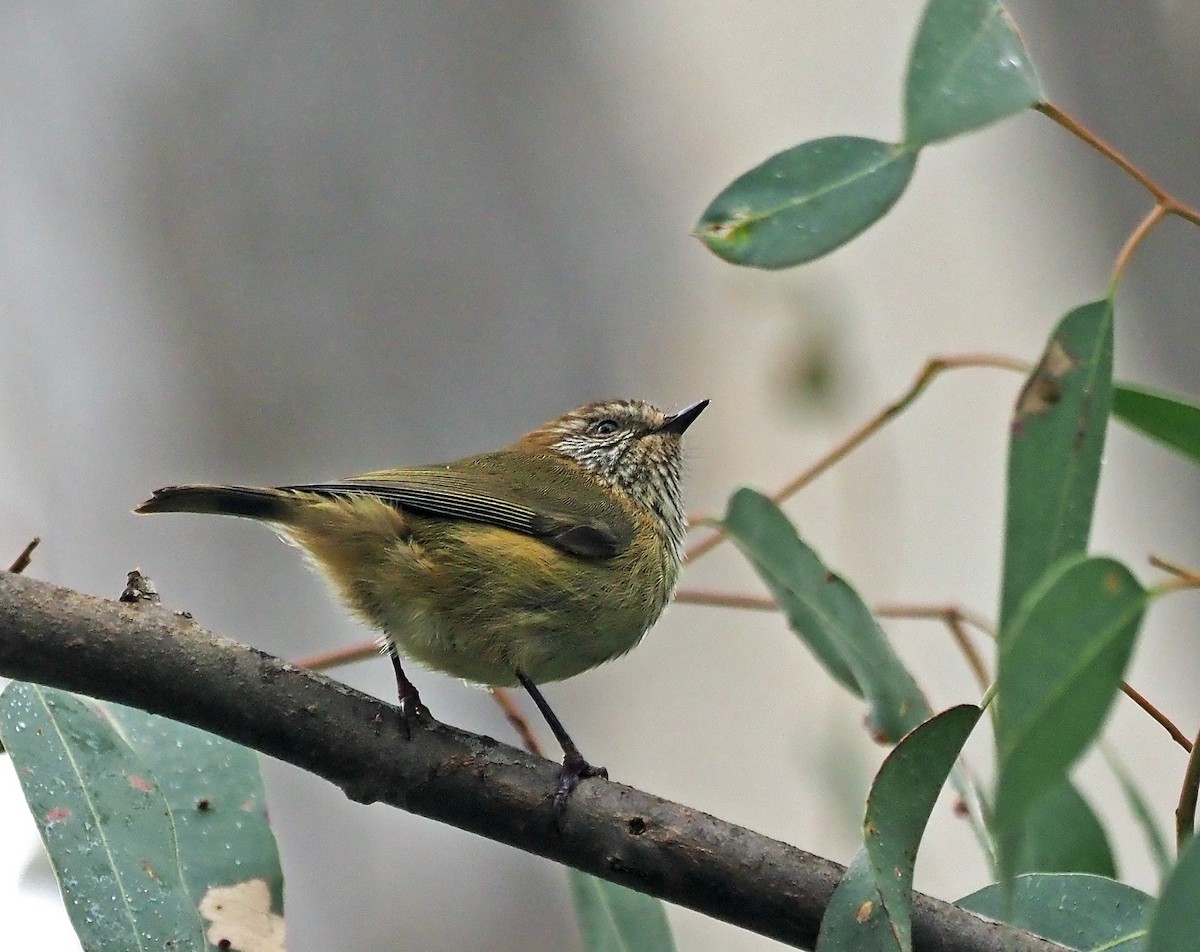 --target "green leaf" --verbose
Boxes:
[903,0,1042,147]
[1147,834,1200,951]
[0,683,209,952]
[959,873,1150,950]
[864,705,983,952]
[695,137,917,270]
[999,299,1114,633]
[104,704,285,917]
[568,870,676,952]
[723,488,930,743]
[1018,780,1116,878]
[994,555,1147,883]
[1113,383,1200,464]
[1103,744,1172,884]
[815,849,903,952]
